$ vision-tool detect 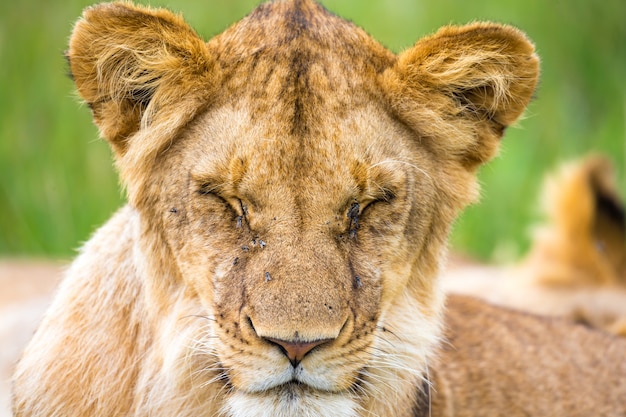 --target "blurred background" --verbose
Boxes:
[0,1,624,414]
[0,0,624,263]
